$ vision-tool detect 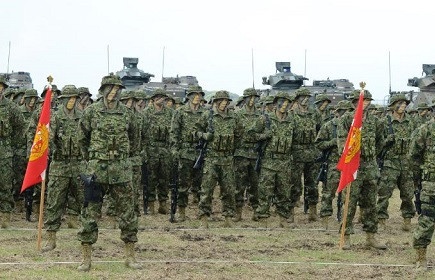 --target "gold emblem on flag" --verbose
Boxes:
[344,126,361,163]
[29,123,49,161]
